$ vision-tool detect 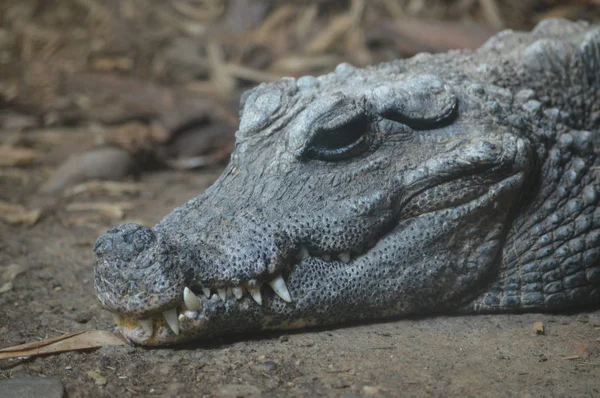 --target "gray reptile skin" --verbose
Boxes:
[94,19,600,345]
